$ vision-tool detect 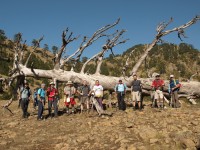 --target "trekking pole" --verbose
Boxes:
[90,95,94,112]
[170,93,173,107]
[151,91,155,108]
[162,97,164,109]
